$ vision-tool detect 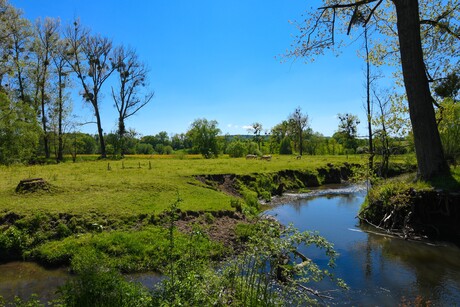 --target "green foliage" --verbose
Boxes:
[31,221,225,271]
[226,139,247,158]
[135,142,154,154]
[0,93,41,165]
[359,174,432,220]
[247,141,262,156]
[234,222,257,242]
[0,226,29,261]
[279,136,292,155]
[437,98,460,164]
[187,118,221,158]
[153,219,346,306]
[336,113,360,153]
[58,248,152,307]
